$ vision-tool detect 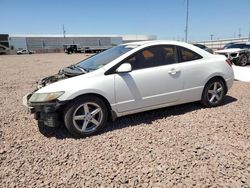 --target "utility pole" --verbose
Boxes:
[63,24,66,38]
[185,0,189,42]
[210,34,214,41]
[210,34,214,49]
[248,22,250,41]
[238,28,241,38]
